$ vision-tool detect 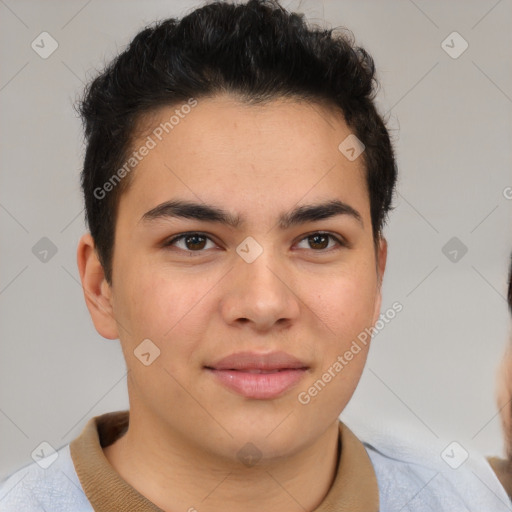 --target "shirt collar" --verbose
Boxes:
[70,410,379,511]
[488,457,512,500]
